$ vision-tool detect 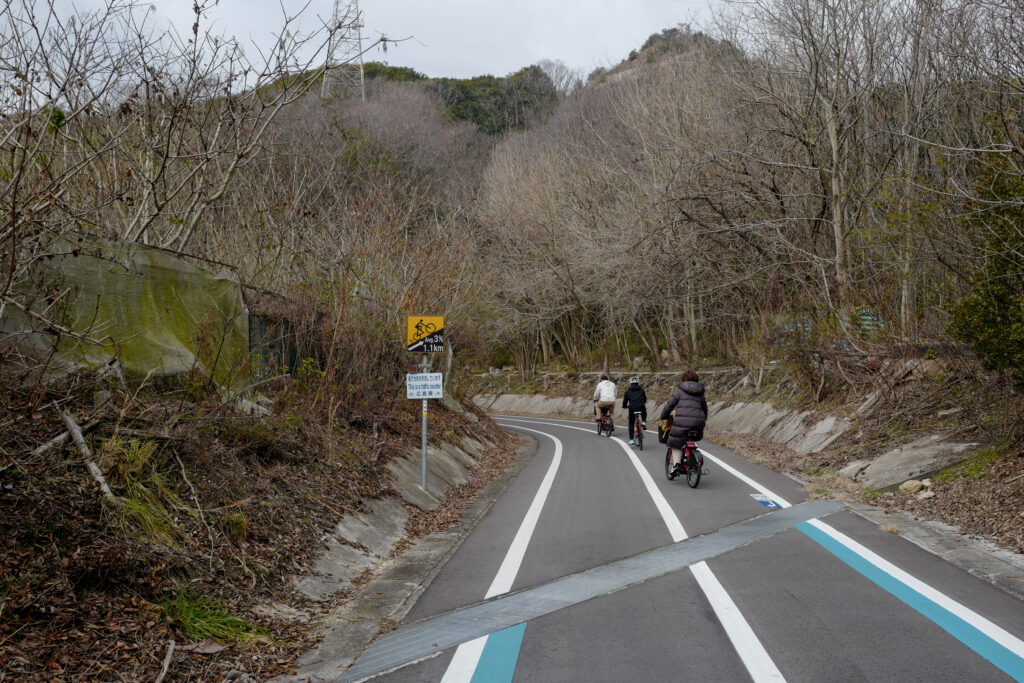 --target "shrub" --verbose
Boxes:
[949,169,1024,389]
